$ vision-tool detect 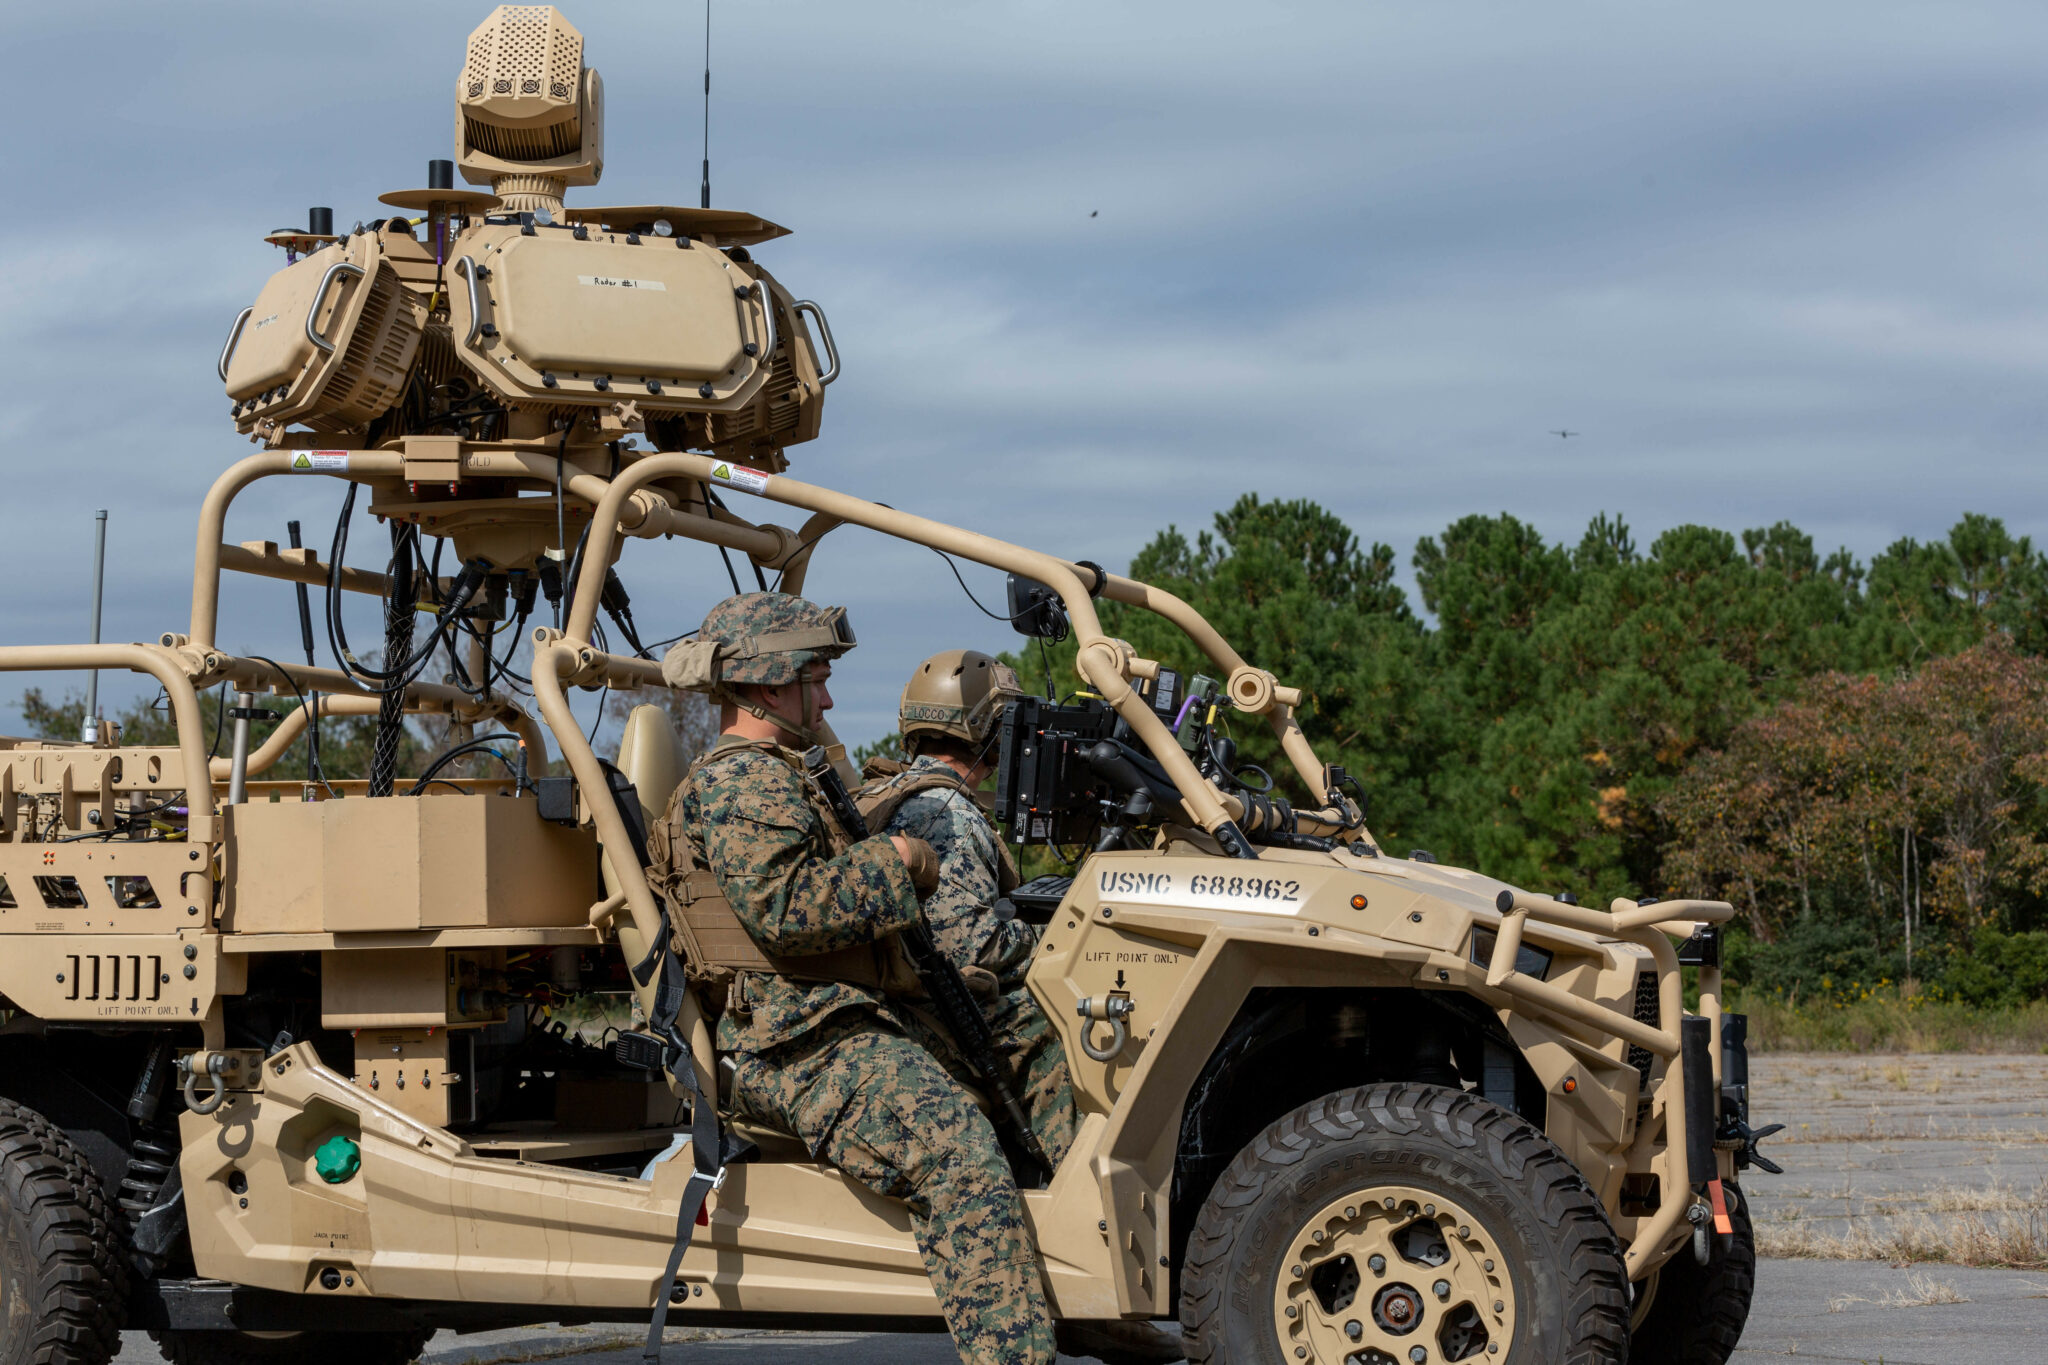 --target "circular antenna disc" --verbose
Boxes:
[377,187,503,212]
